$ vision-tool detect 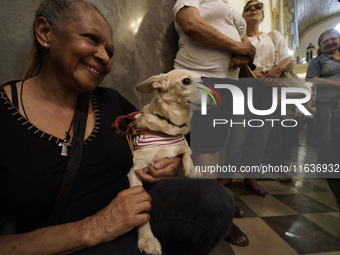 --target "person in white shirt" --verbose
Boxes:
[173,0,255,79]
[173,0,256,247]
